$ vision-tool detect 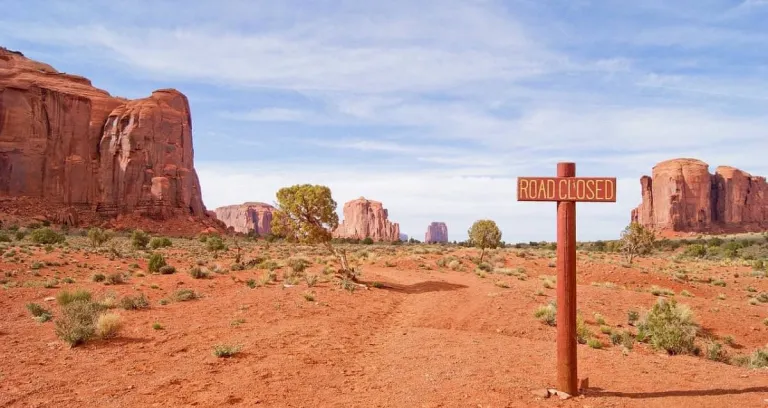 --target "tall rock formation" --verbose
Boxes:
[0,47,214,230]
[214,202,274,235]
[631,158,768,234]
[425,222,448,243]
[333,197,400,241]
